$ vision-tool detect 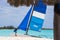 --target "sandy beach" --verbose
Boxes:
[0,34,53,40]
